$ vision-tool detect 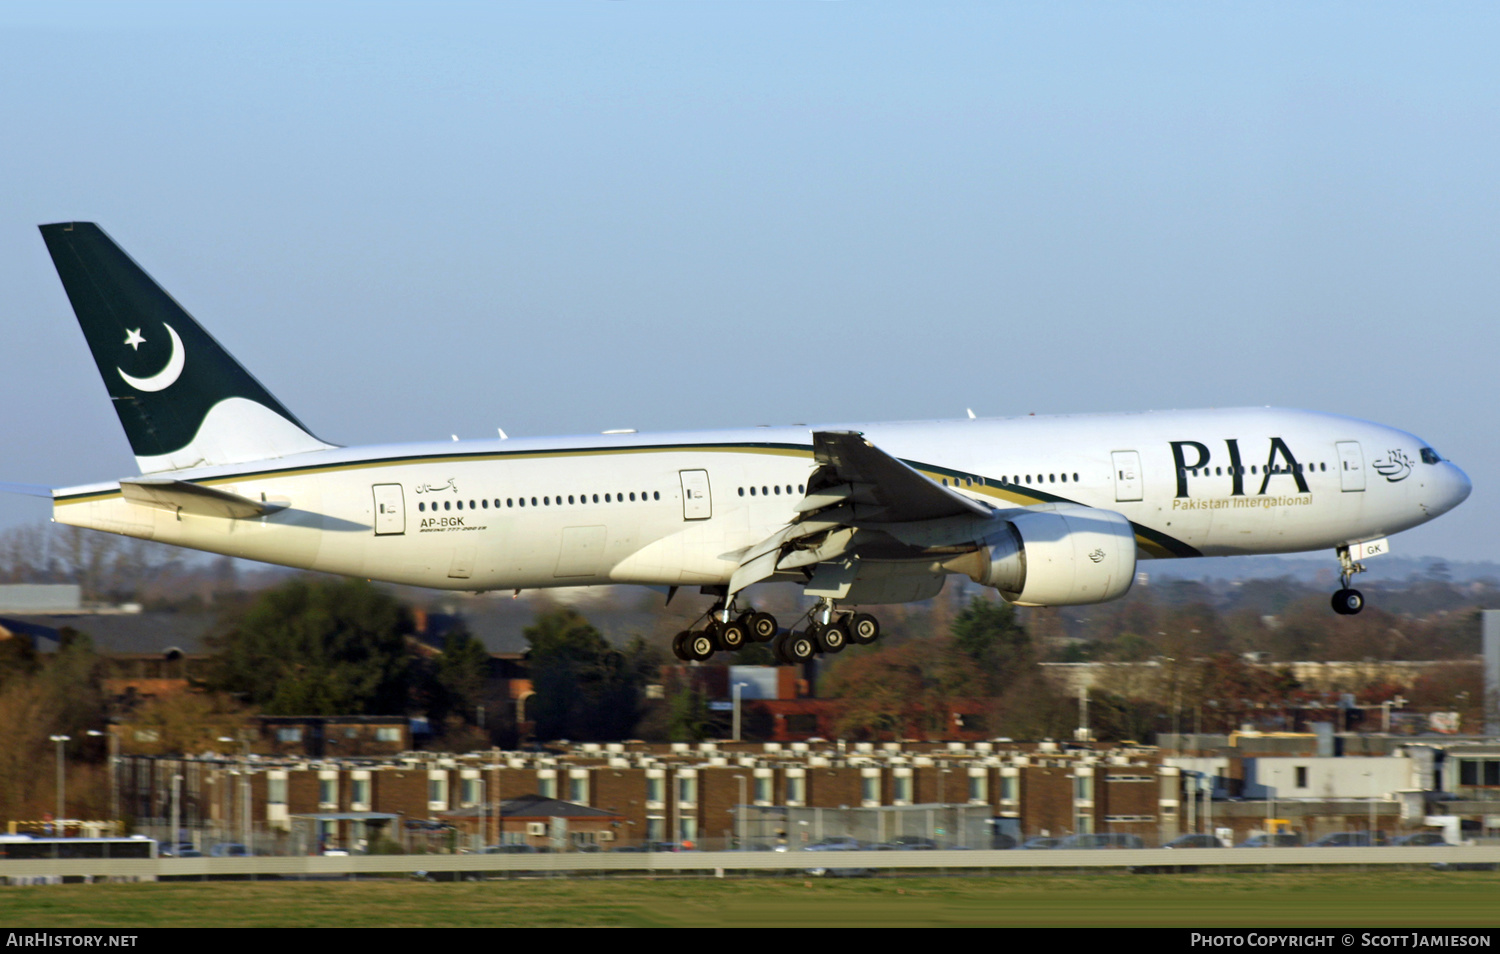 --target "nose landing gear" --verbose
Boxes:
[1331,545,1366,616]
